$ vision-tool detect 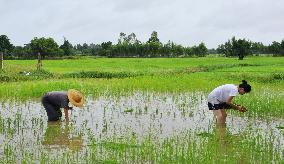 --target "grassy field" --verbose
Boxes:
[1,56,283,116]
[0,56,283,163]
[4,56,284,74]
